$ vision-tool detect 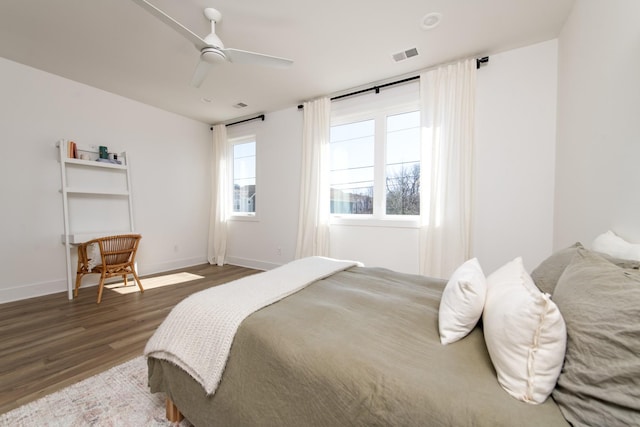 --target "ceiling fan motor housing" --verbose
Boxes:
[201,48,227,64]
[203,30,224,49]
